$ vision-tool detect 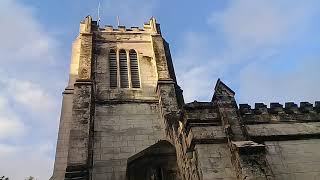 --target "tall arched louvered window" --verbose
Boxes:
[129,50,140,88]
[119,49,129,88]
[109,49,117,88]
